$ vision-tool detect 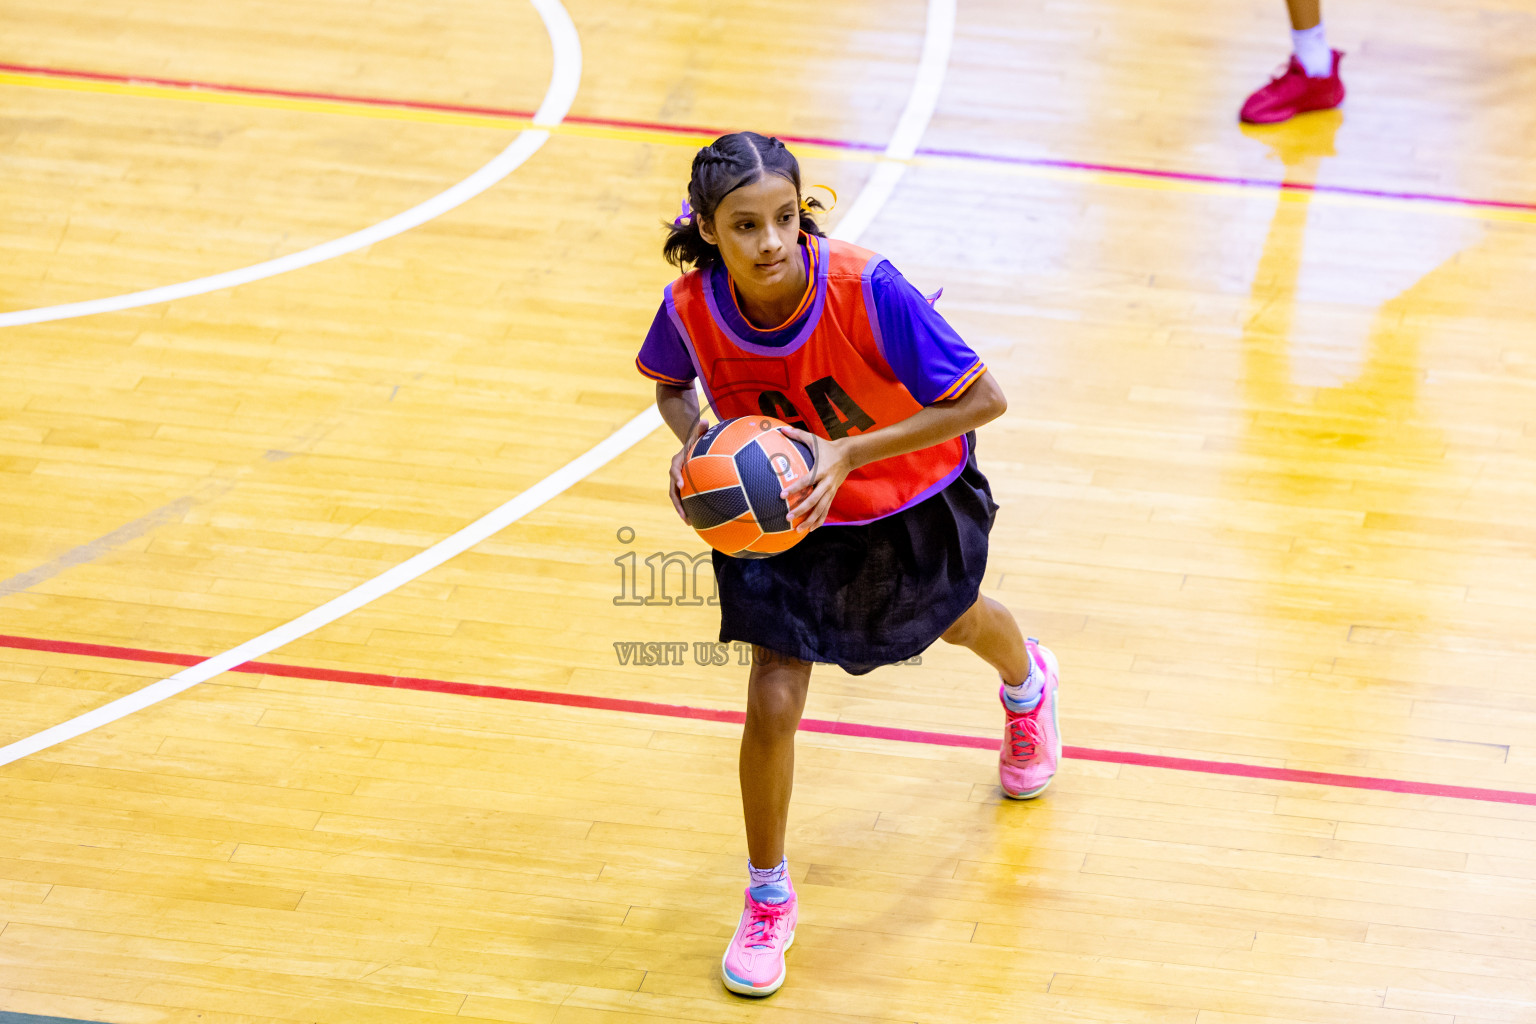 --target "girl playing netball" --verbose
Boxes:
[635,132,1060,997]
